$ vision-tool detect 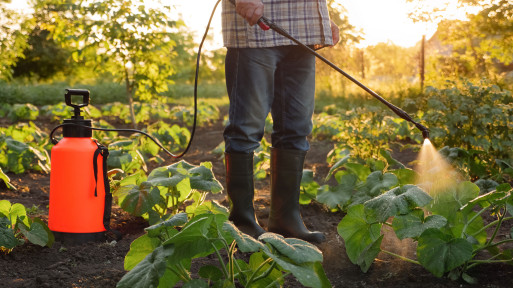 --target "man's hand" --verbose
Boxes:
[330,20,340,46]
[235,0,264,26]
